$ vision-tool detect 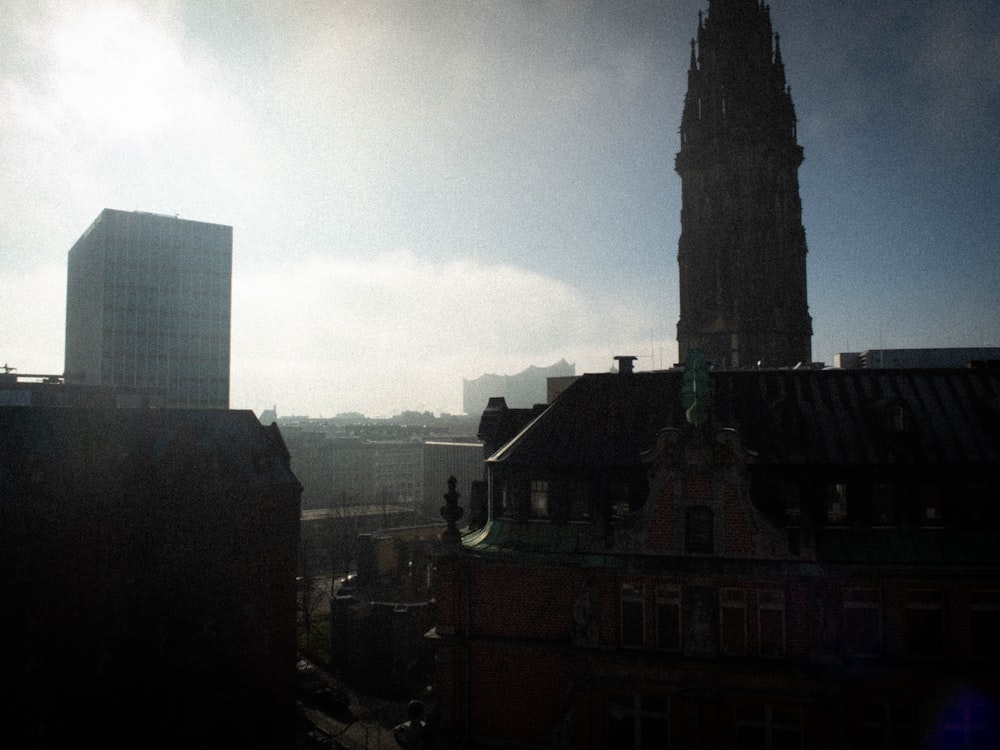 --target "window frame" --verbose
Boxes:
[825,483,849,525]
[736,705,803,750]
[621,582,646,649]
[758,589,786,658]
[871,483,896,526]
[970,591,1000,660]
[685,505,714,554]
[607,693,670,750]
[859,704,916,749]
[529,479,549,519]
[844,588,882,658]
[720,588,748,656]
[904,590,944,658]
[655,586,682,652]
